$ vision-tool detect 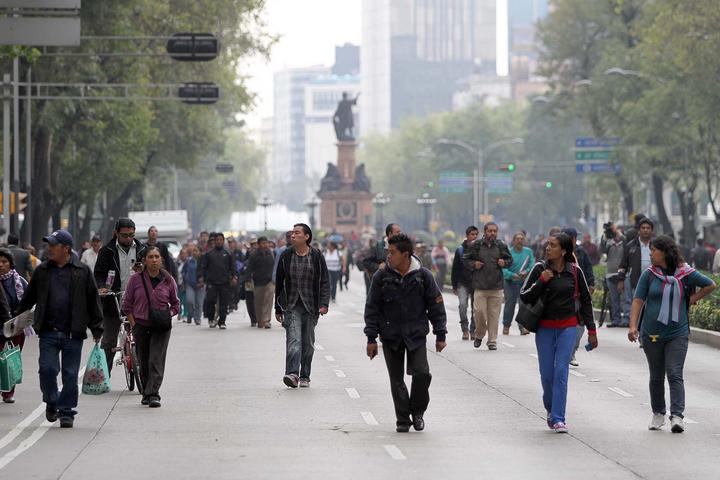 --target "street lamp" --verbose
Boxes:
[258,195,271,232]
[416,192,437,232]
[372,192,391,234]
[433,137,524,223]
[304,196,319,231]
